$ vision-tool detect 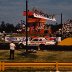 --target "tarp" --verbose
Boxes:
[58,38,72,46]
